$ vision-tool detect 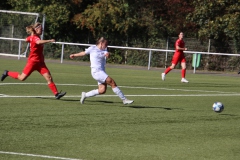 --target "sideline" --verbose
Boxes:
[0,82,237,94]
[0,151,82,160]
[1,94,240,98]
